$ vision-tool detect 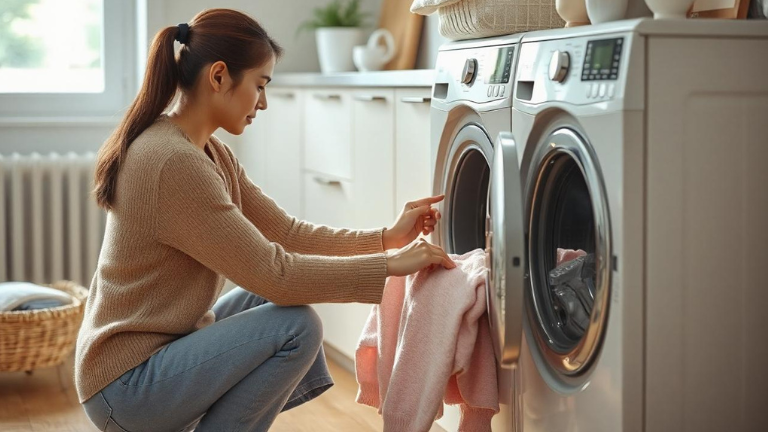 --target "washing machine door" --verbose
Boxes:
[485,131,525,367]
[525,127,612,391]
